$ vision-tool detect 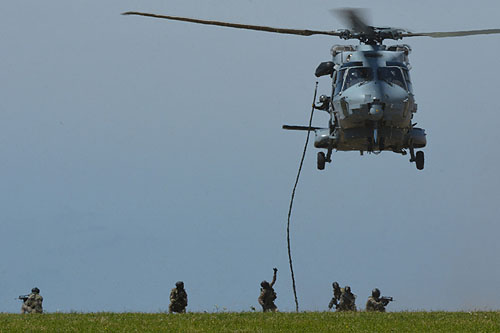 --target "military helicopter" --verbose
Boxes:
[123,9,500,171]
